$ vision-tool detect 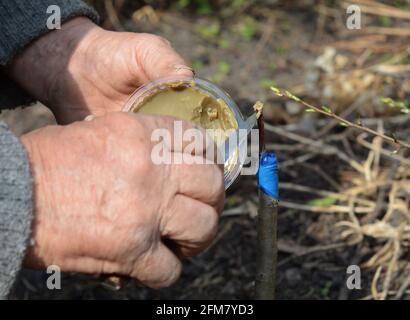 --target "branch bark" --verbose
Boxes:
[255,193,278,299]
[255,111,278,300]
